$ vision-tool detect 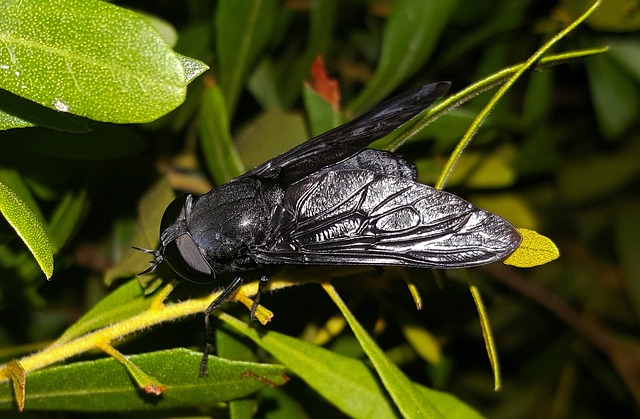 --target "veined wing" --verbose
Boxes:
[254,170,522,268]
[241,82,450,185]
